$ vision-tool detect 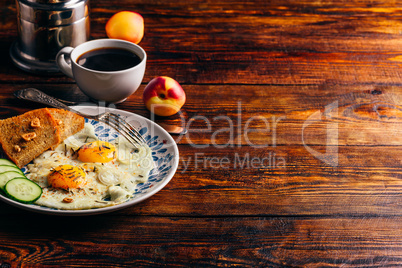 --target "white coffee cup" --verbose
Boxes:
[56,39,146,103]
